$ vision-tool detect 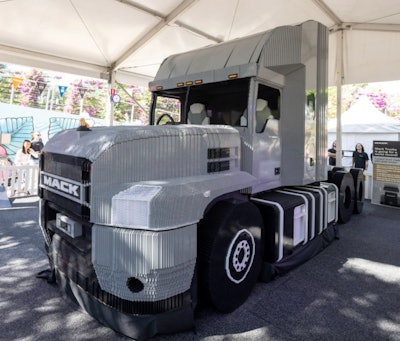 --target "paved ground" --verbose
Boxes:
[1,197,399,341]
